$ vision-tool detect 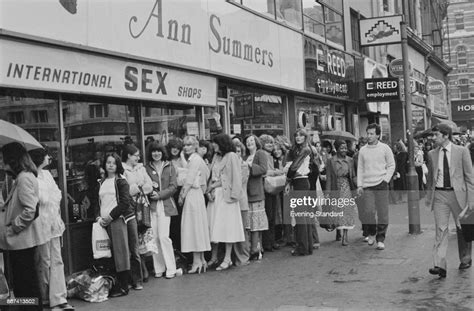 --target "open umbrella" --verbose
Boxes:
[0,119,43,151]
[320,130,357,142]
